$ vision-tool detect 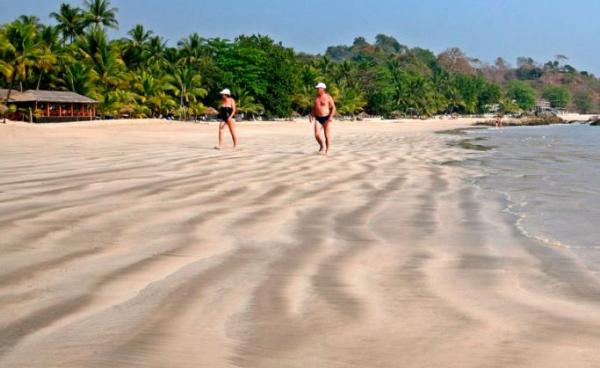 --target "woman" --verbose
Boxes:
[215,88,238,149]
